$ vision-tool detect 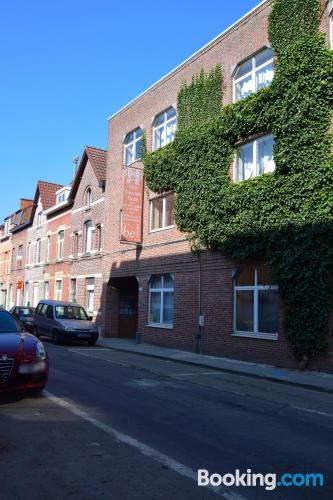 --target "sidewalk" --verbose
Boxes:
[97,338,333,394]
